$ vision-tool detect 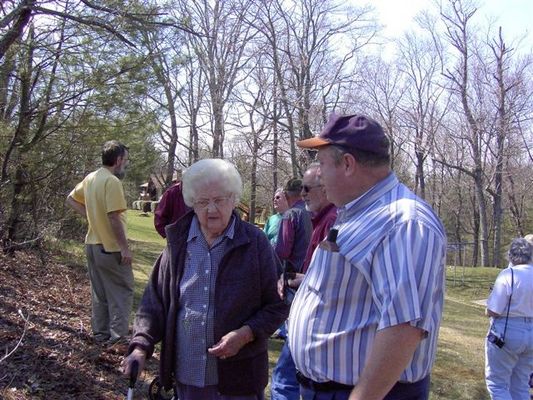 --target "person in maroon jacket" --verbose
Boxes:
[154,181,191,238]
